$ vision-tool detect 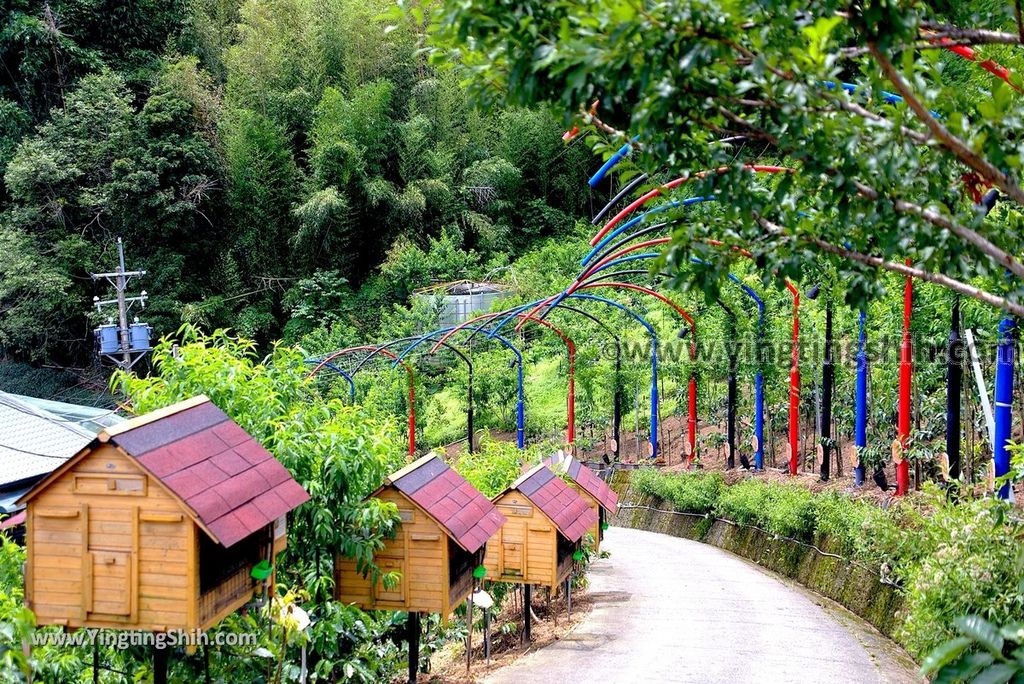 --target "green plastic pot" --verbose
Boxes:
[251,560,273,581]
